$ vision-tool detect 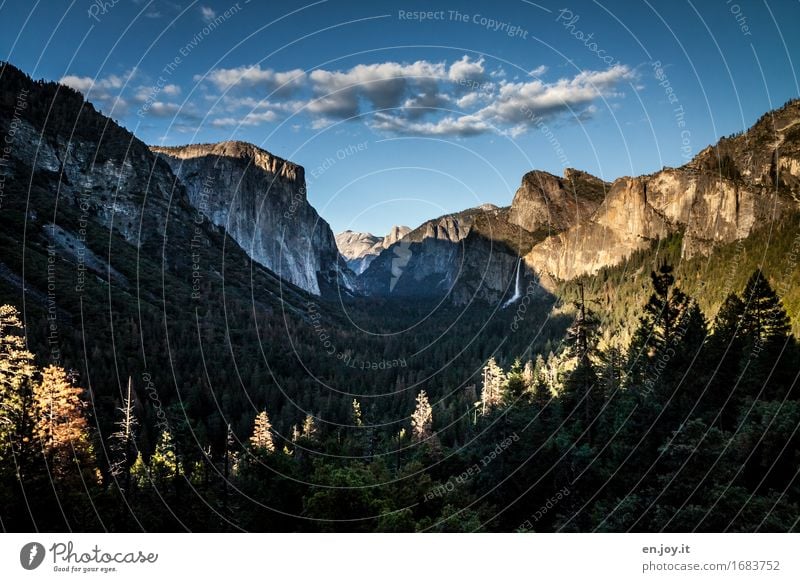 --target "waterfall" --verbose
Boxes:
[502,257,523,308]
